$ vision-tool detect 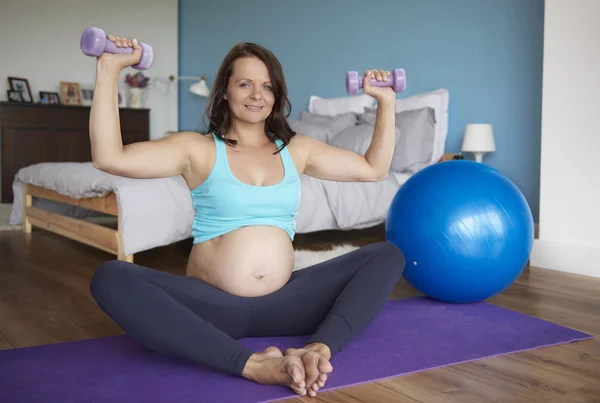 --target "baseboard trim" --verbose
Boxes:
[530,239,600,278]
